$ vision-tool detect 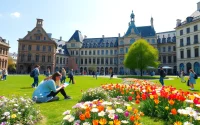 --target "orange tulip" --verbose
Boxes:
[168,99,175,105]
[85,111,90,119]
[133,109,138,114]
[154,99,159,105]
[92,120,99,125]
[99,118,107,125]
[130,115,135,122]
[79,114,85,121]
[174,121,182,125]
[171,108,177,115]
[135,99,140,104]
[113,119,121,125]
[97,105,104,112]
